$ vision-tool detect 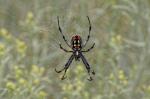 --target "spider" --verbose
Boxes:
[55,16,95,81]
